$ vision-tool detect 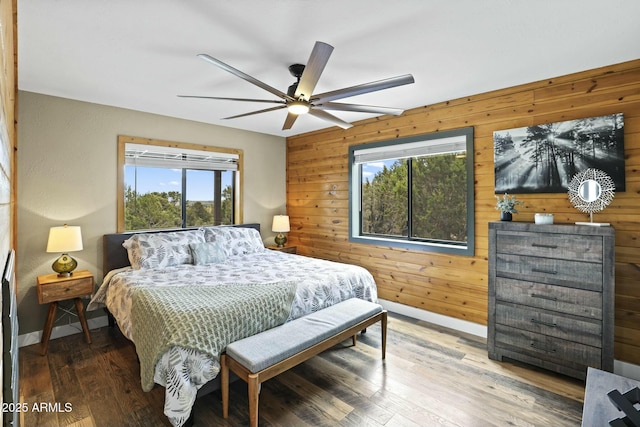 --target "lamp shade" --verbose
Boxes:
[46,225,83,253]
[272,215,290,233]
